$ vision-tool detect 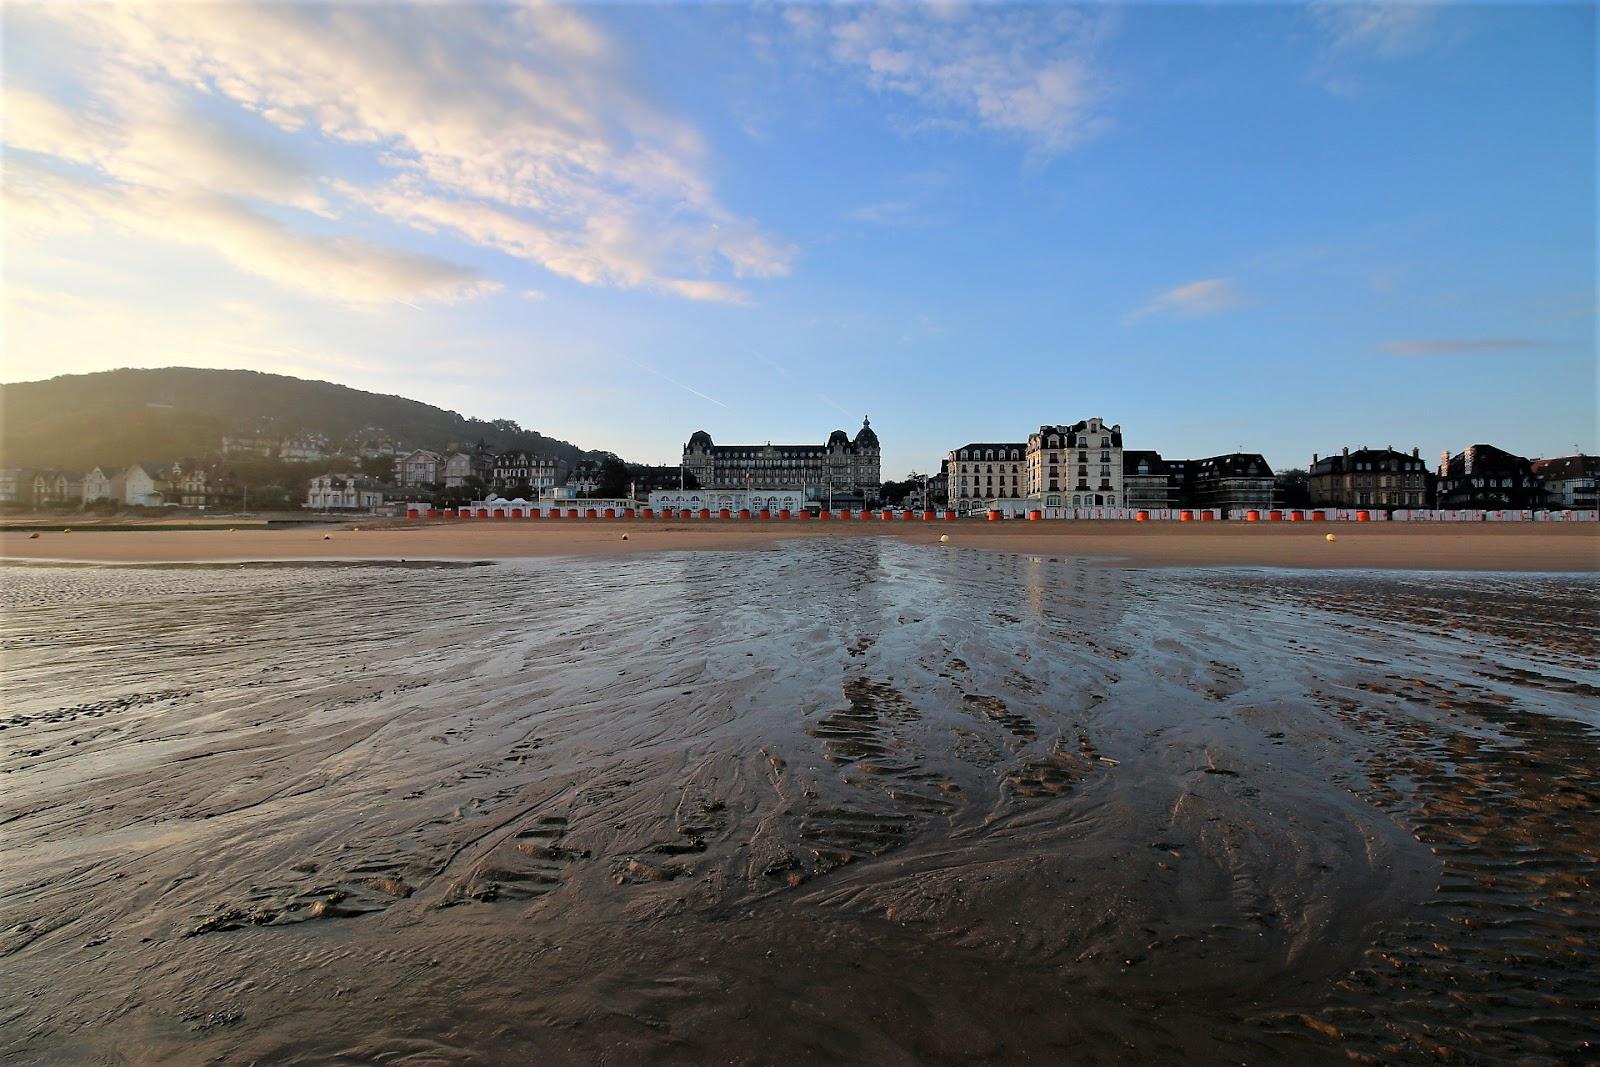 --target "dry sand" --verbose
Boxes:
[4,517,1598,571]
